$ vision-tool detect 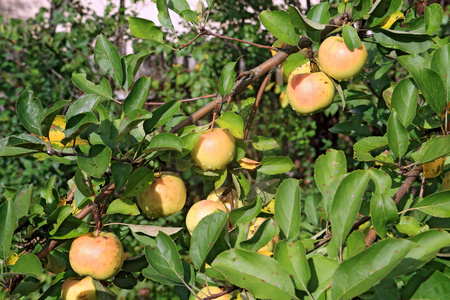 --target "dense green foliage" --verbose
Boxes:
[1,0,450,299]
